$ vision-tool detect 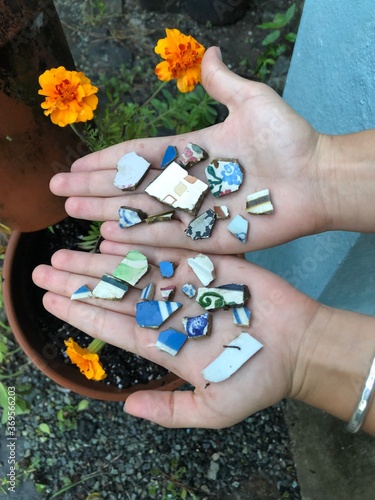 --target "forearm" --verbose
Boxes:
[292,305,375,435]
